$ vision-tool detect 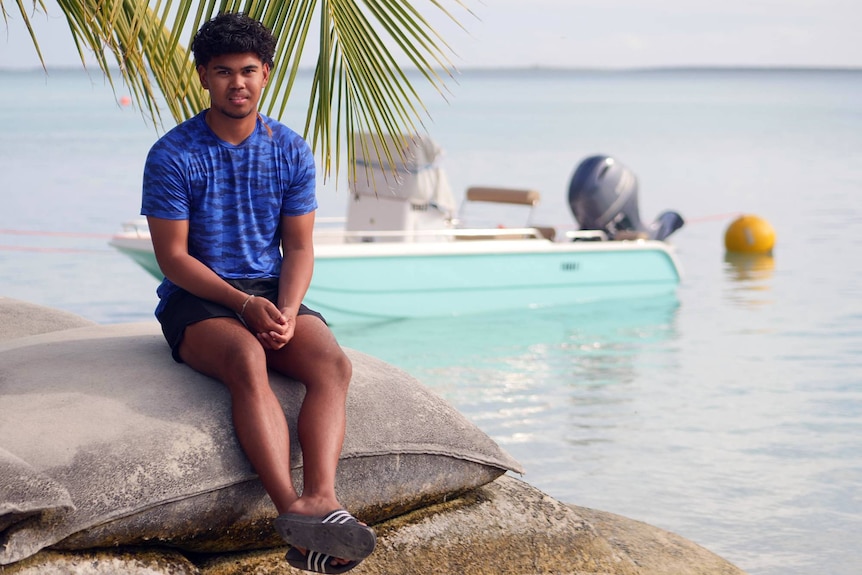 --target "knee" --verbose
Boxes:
[318,348,353,396]
[335,350,353,387]
[221,343,268,392]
